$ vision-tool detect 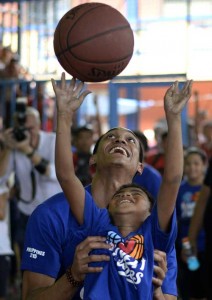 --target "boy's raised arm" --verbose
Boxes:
[52,72,91,225]
[158,80,193,231]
